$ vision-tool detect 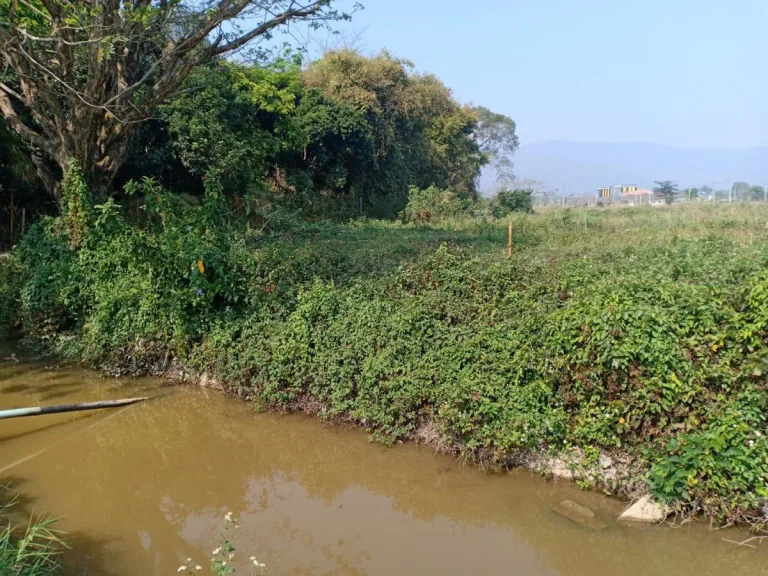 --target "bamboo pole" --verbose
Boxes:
[507,221,513,258]
[0,397,149,420]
